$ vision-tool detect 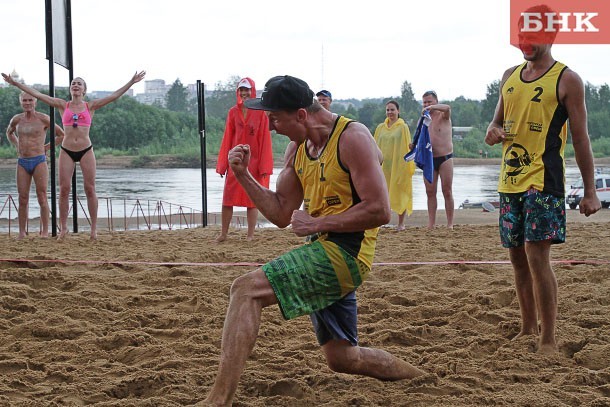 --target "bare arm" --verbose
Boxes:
[228,142,304,228]
[41,114,65,150]
[561,69,601,217]
[291,122,391,236]
[485,68,514,146]
[1,73,65,109]
[426,103,451,120]
[88,71,145,111]
[6,116,19,149]
[54,124,65,146]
